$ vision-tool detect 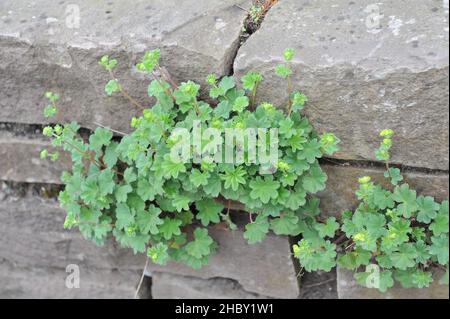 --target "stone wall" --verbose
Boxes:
[0,0,448,299]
